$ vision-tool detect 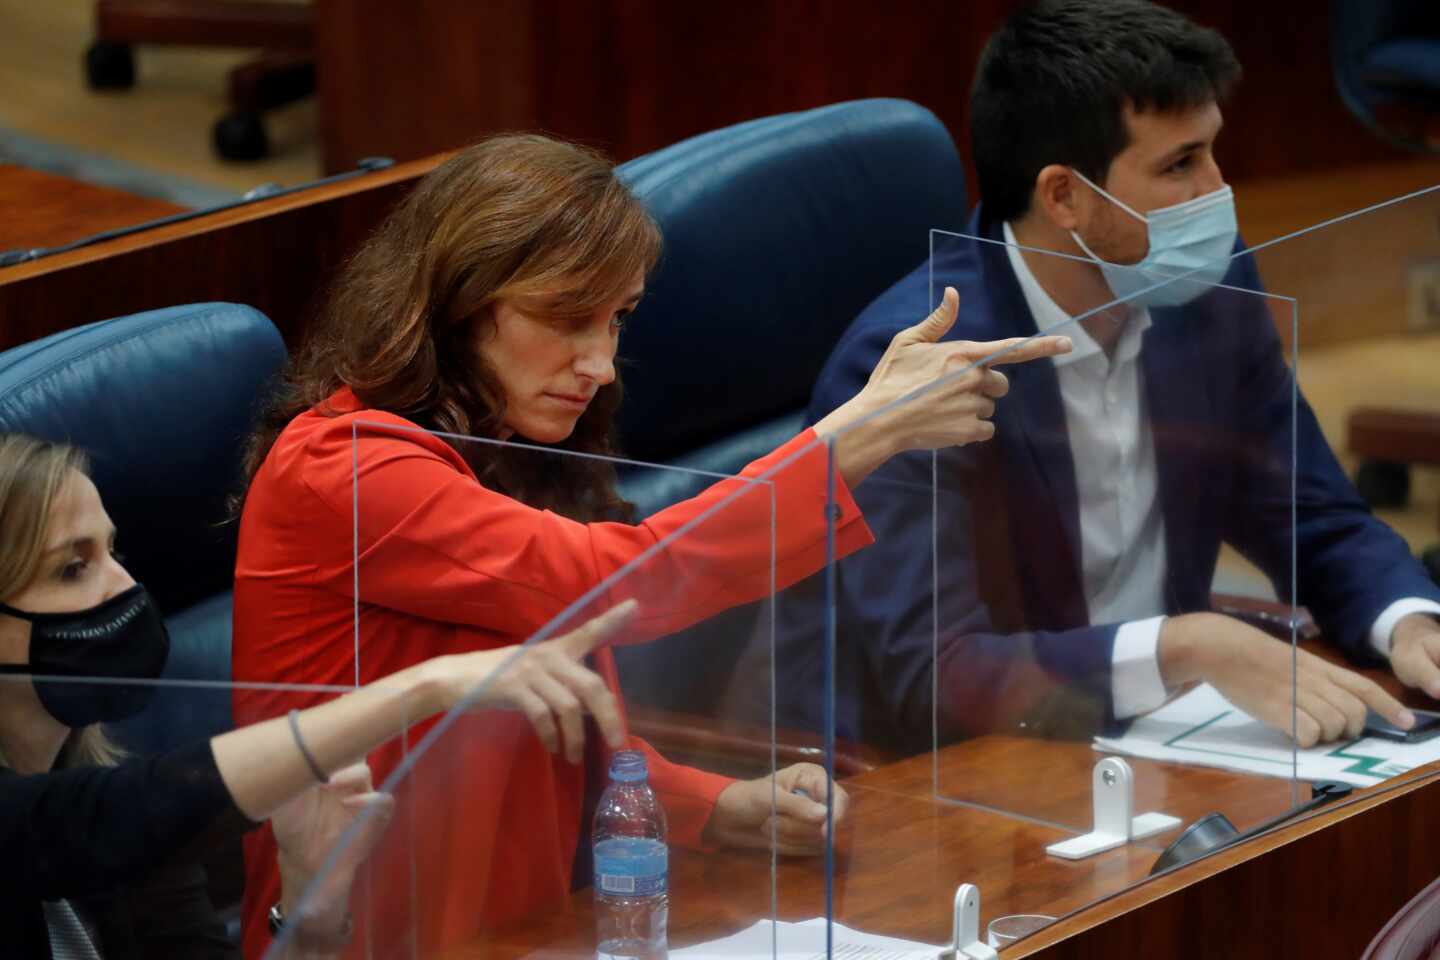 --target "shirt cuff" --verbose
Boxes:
[1111,616,1169,719]
[1370,599,1440,658]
